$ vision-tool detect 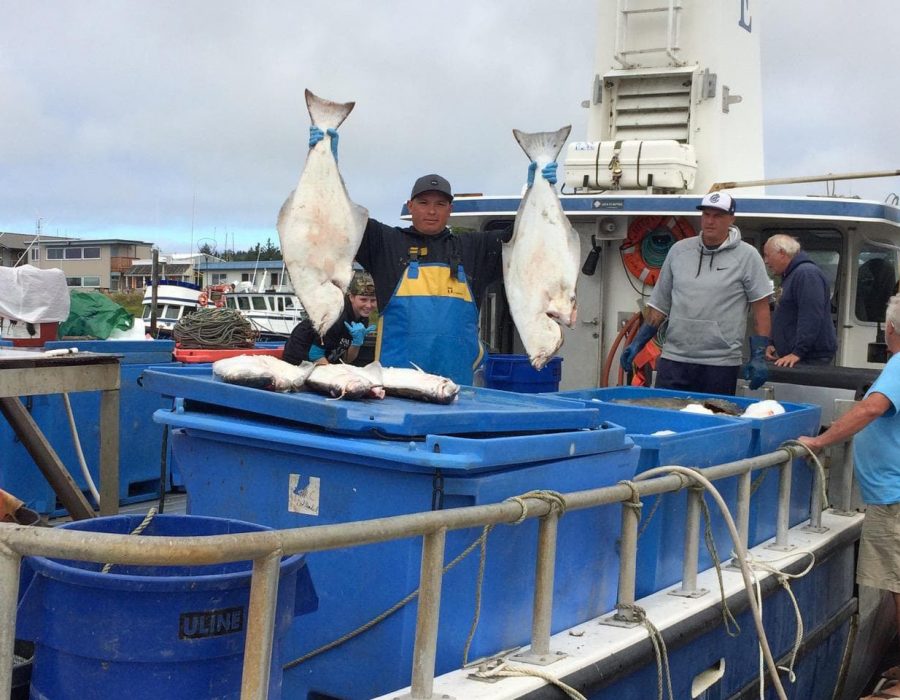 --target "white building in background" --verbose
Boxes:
[124,252,223,290]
